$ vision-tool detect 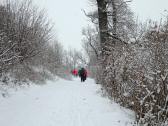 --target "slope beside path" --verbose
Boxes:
[0,77,135,126]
